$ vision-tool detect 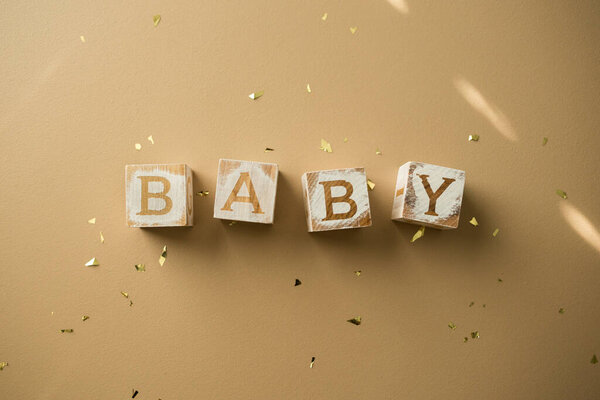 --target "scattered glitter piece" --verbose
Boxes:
[306,84,311,93]
[121,291,129,299]
[320,138,332,153]
[264,147,274,152]
[159,245,167,266]
[132,389,139,398]
[61,329,74,333]
[559,308,566,314]
[492,228,500,237]
[135,143,142,151]
[347,316,362,326]
[469,301,475,307]
[80,35,86,43]
[349,26,357,34]
[196,191,210,196]
[88,217,96,224]
[375,148,382,155]
[471,331,480,339]
[135,264,146,272]
[468,134,480,142]
[85,257,99,267]
[354,270,361,276]
[82,315,90,321]
[248,91,264,100]
[343,137,348,143]
[294,279,302,286]
[367,179,375,191]
[321,13,328,21]
[0,362,7,371]
[153,15,161,27]
[448,322,456,330]
[129,300,133,307]
[463,337,468,343]
[310,357,316,368]
[229,221,237,226]
[410,226,425,243]
[497,278,503,283]
[147,135,154,144]
[556,189,568,199]
[542,137,548,146]
[482,304,486,308]
[469,217,478,226]
[592,354,598,364]
[100,232,105,243]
